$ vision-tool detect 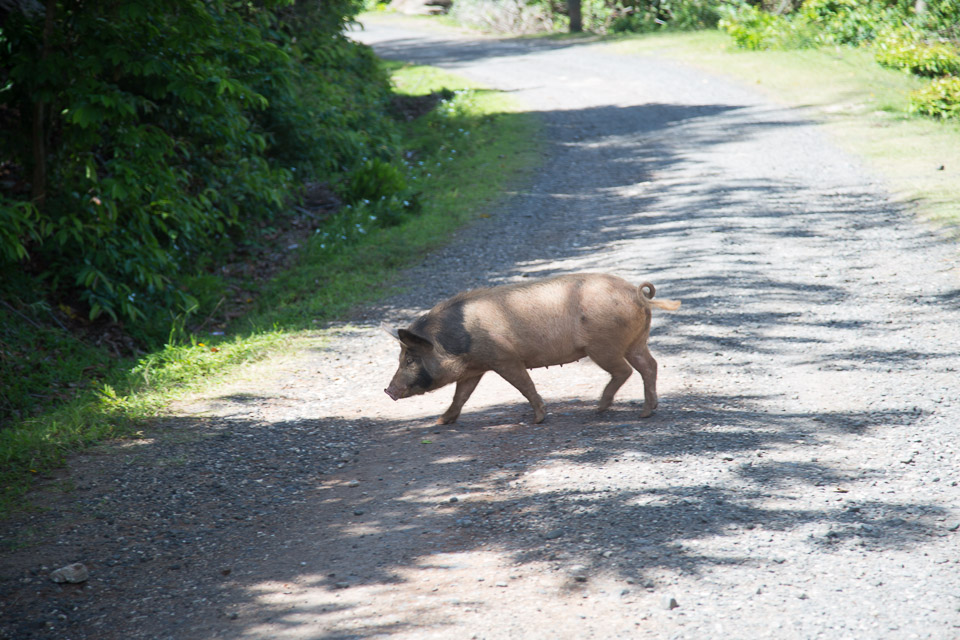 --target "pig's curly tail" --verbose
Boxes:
[638,282,681,311]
